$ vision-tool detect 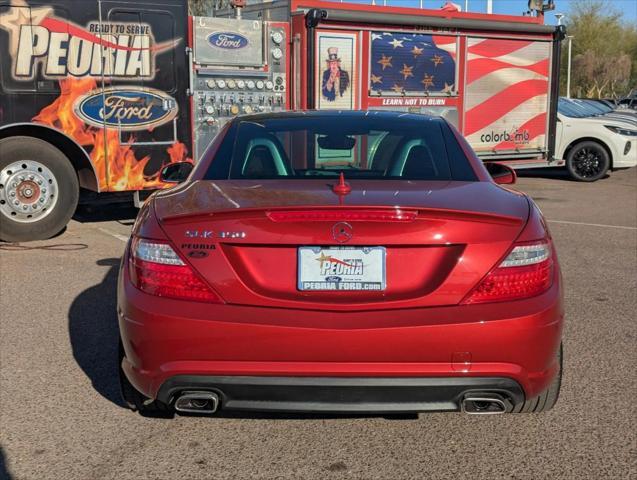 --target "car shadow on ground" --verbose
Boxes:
[213,411,419,421]
[73,203,138,225]
[517,167,610,182]
[0,446,13,480]
[68,259,126,408]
